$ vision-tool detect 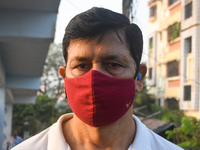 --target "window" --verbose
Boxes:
[149,37,153,50]
[167,60,179,77]
[150,5,157,18]
[160,32,162,41]
[165,98,178,109]
[158,99,161,106]
[185,36,192,54]
[184,36,192,80]
[184,85,191,101]
[185,2,192,19]
[149,68,153,79]
[169,0,178,6]
[168,22,181,42]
